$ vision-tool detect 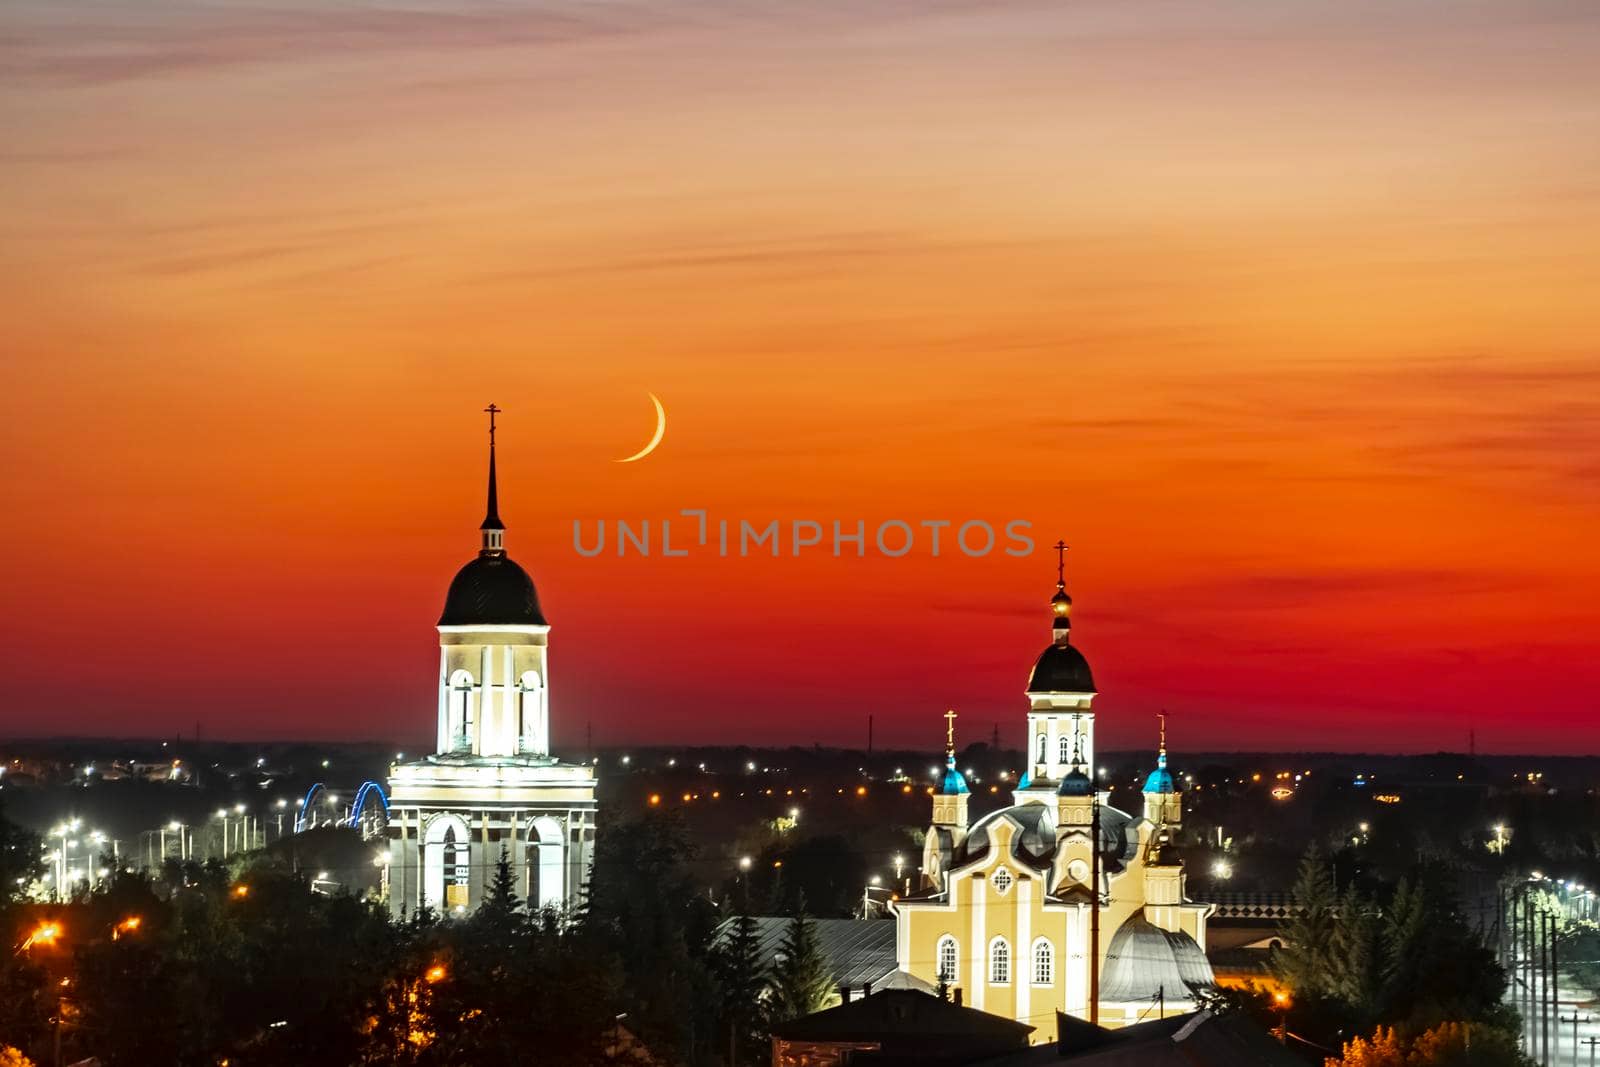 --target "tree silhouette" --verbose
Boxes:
[767,910,832,1022]
[711,909,769,1067]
